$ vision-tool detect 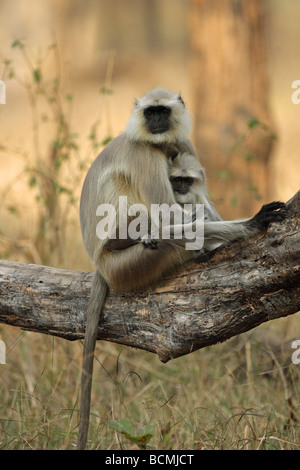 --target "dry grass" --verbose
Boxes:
[0,318,299,449]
